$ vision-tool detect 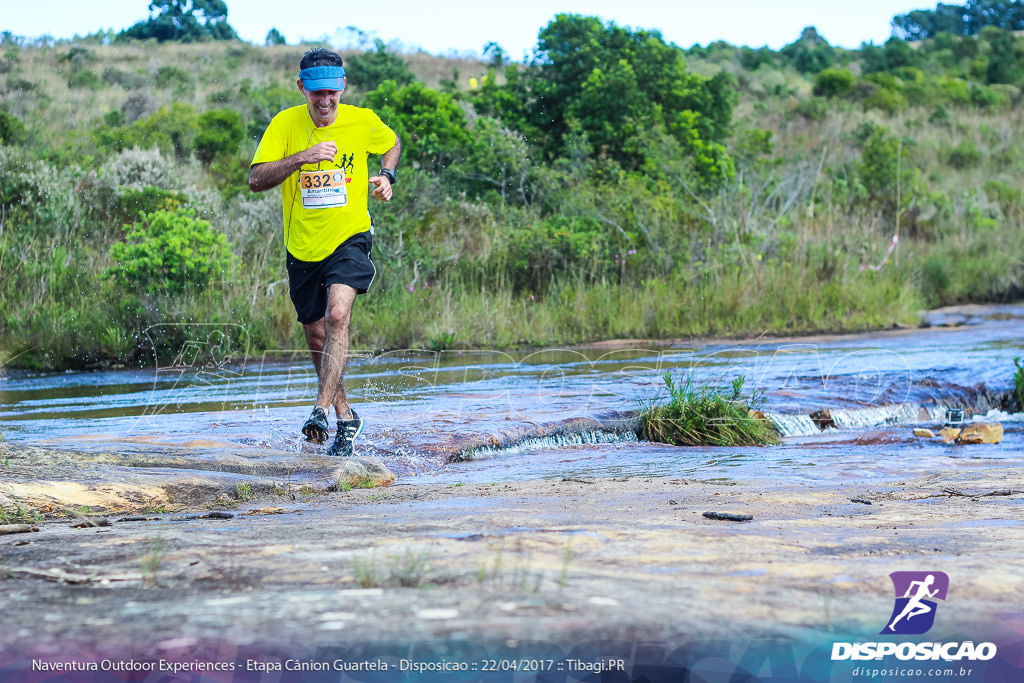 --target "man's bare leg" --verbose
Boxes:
[302,283,357,421]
